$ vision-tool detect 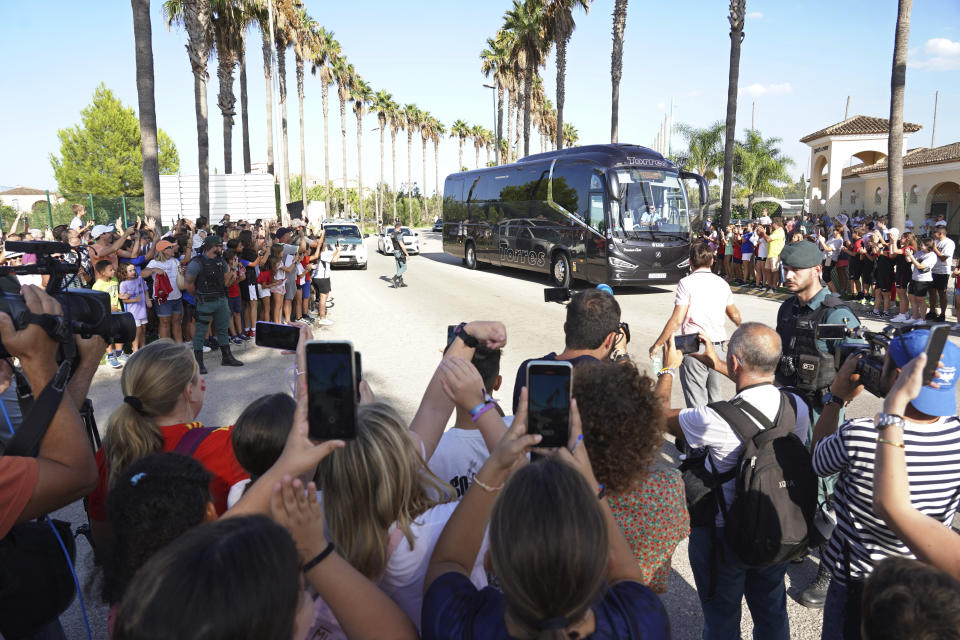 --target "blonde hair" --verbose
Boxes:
[103,340,198,485]
[314,402,453,579]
